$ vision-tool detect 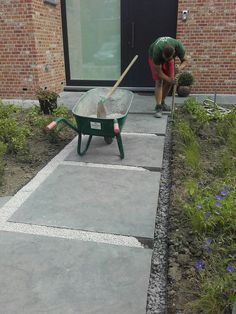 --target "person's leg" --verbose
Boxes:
[162,81,171,101]
[155,79,163,108]
[161,59,175,109]
[148,57,165,117]
[154,79,163,118]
